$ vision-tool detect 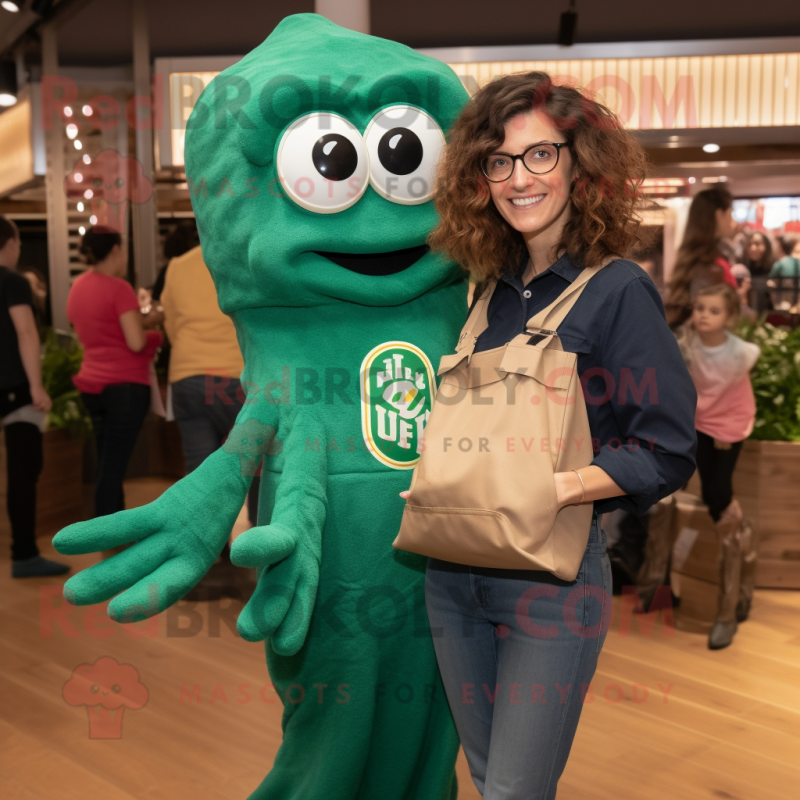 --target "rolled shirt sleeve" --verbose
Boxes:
[589,276,697,515]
